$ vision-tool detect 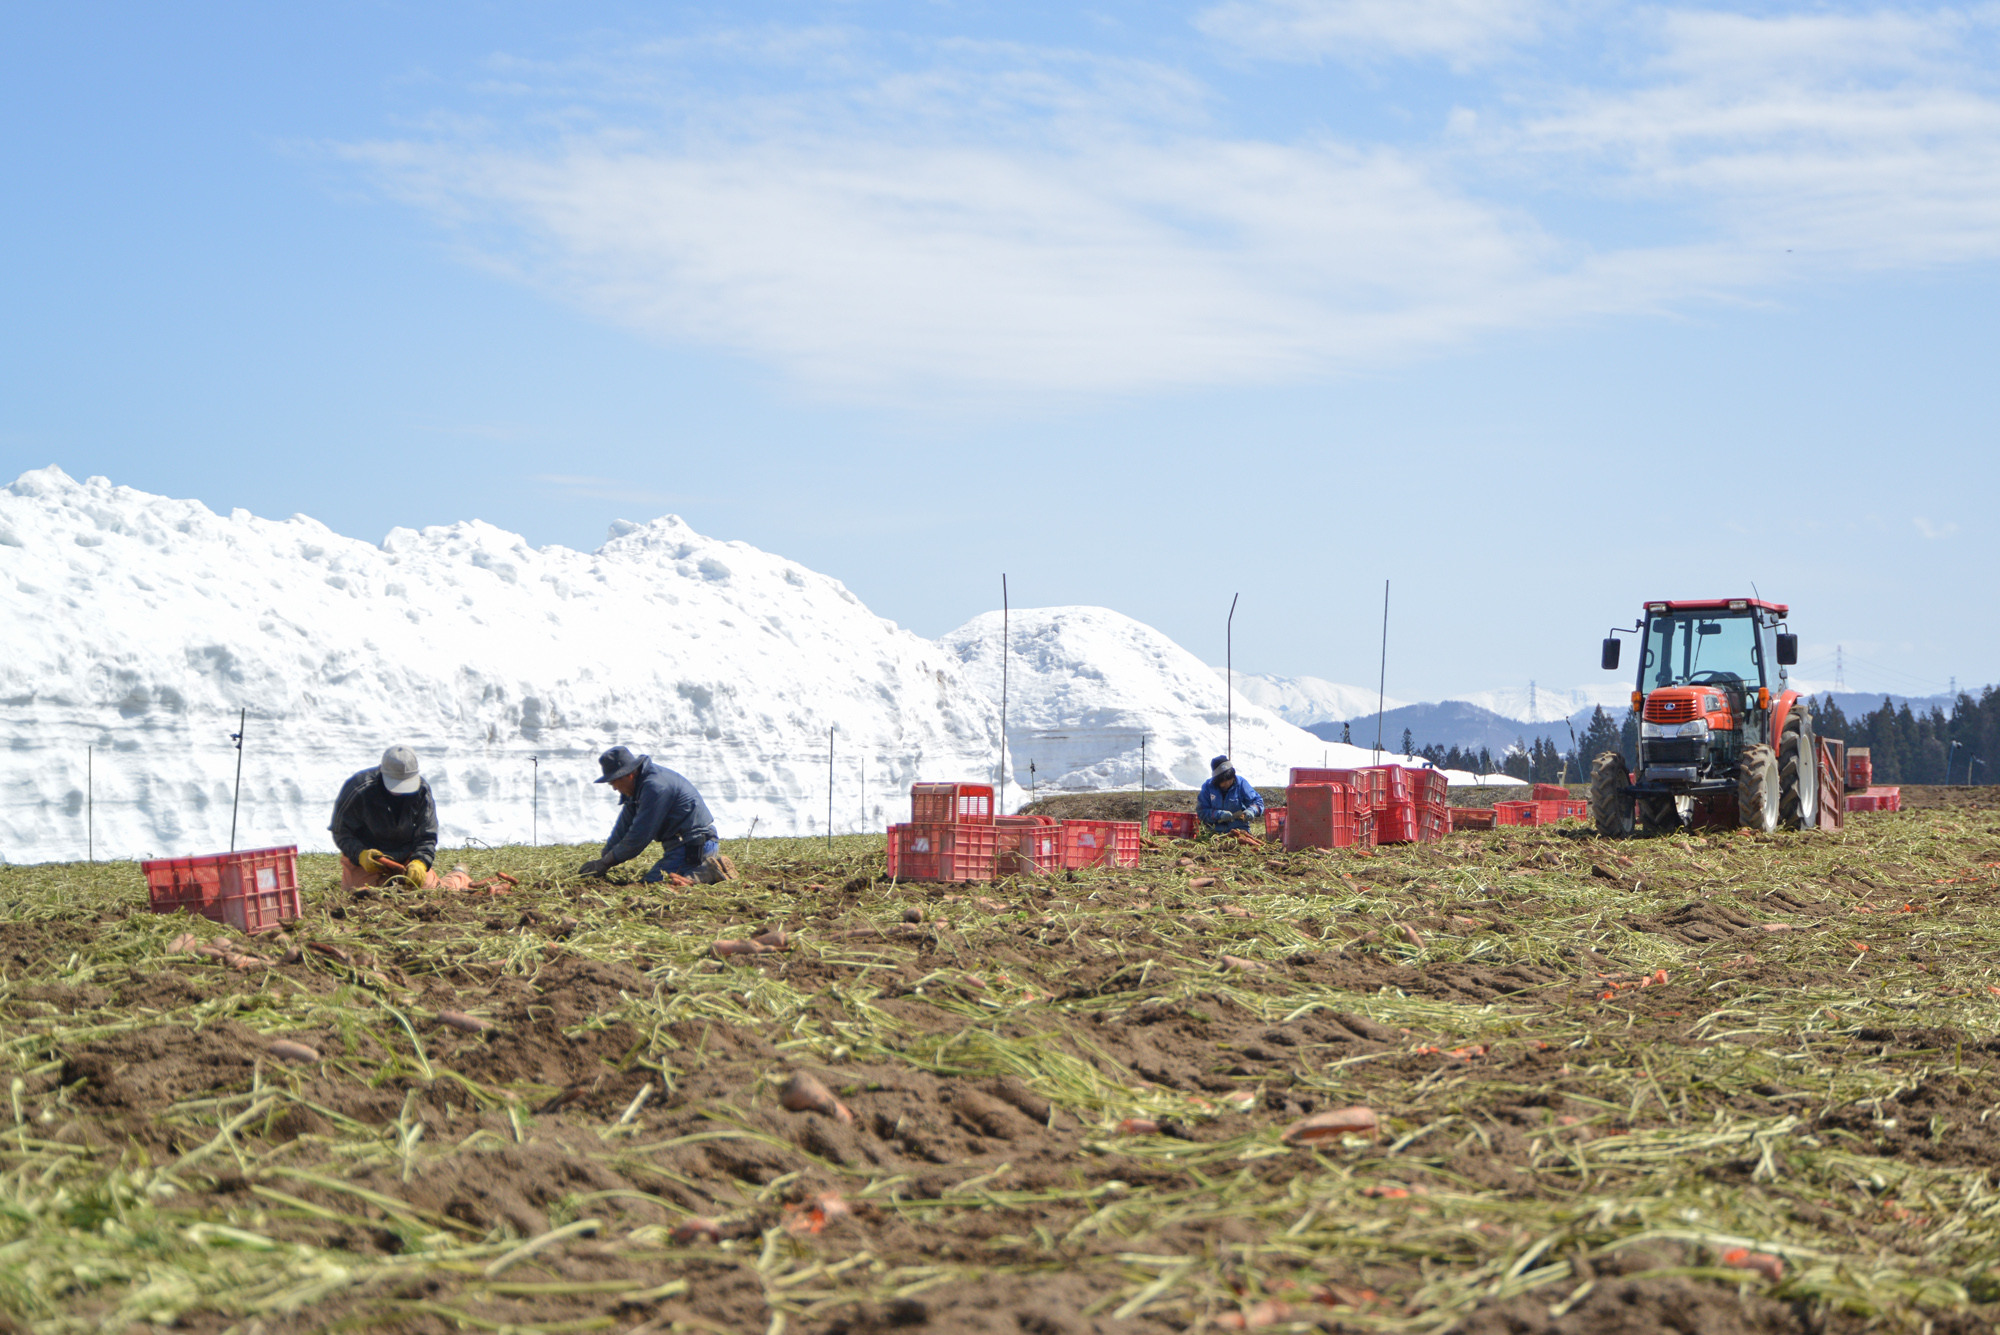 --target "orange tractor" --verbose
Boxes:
[1591,598,1837,835]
